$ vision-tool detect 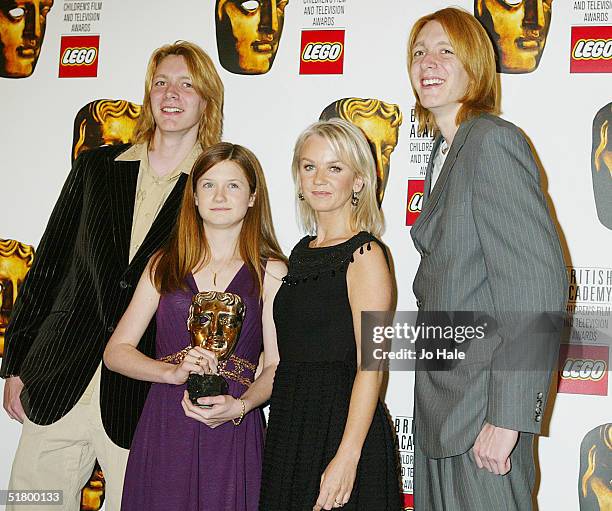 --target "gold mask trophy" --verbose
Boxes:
[186,291,246,405]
